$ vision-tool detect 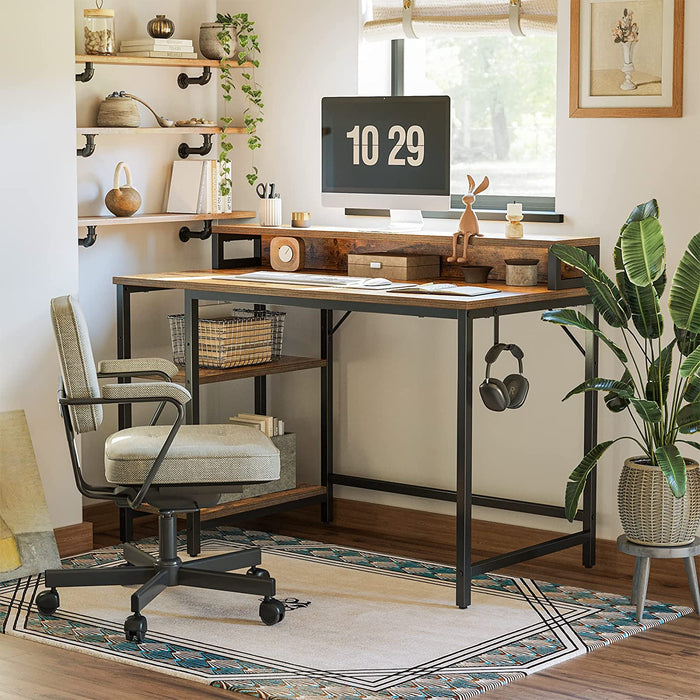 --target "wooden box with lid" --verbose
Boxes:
[347,252,440,281]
